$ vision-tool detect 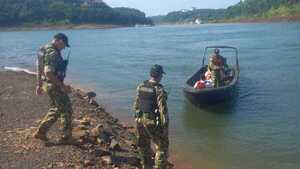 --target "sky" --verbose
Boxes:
[105,0,241,16]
